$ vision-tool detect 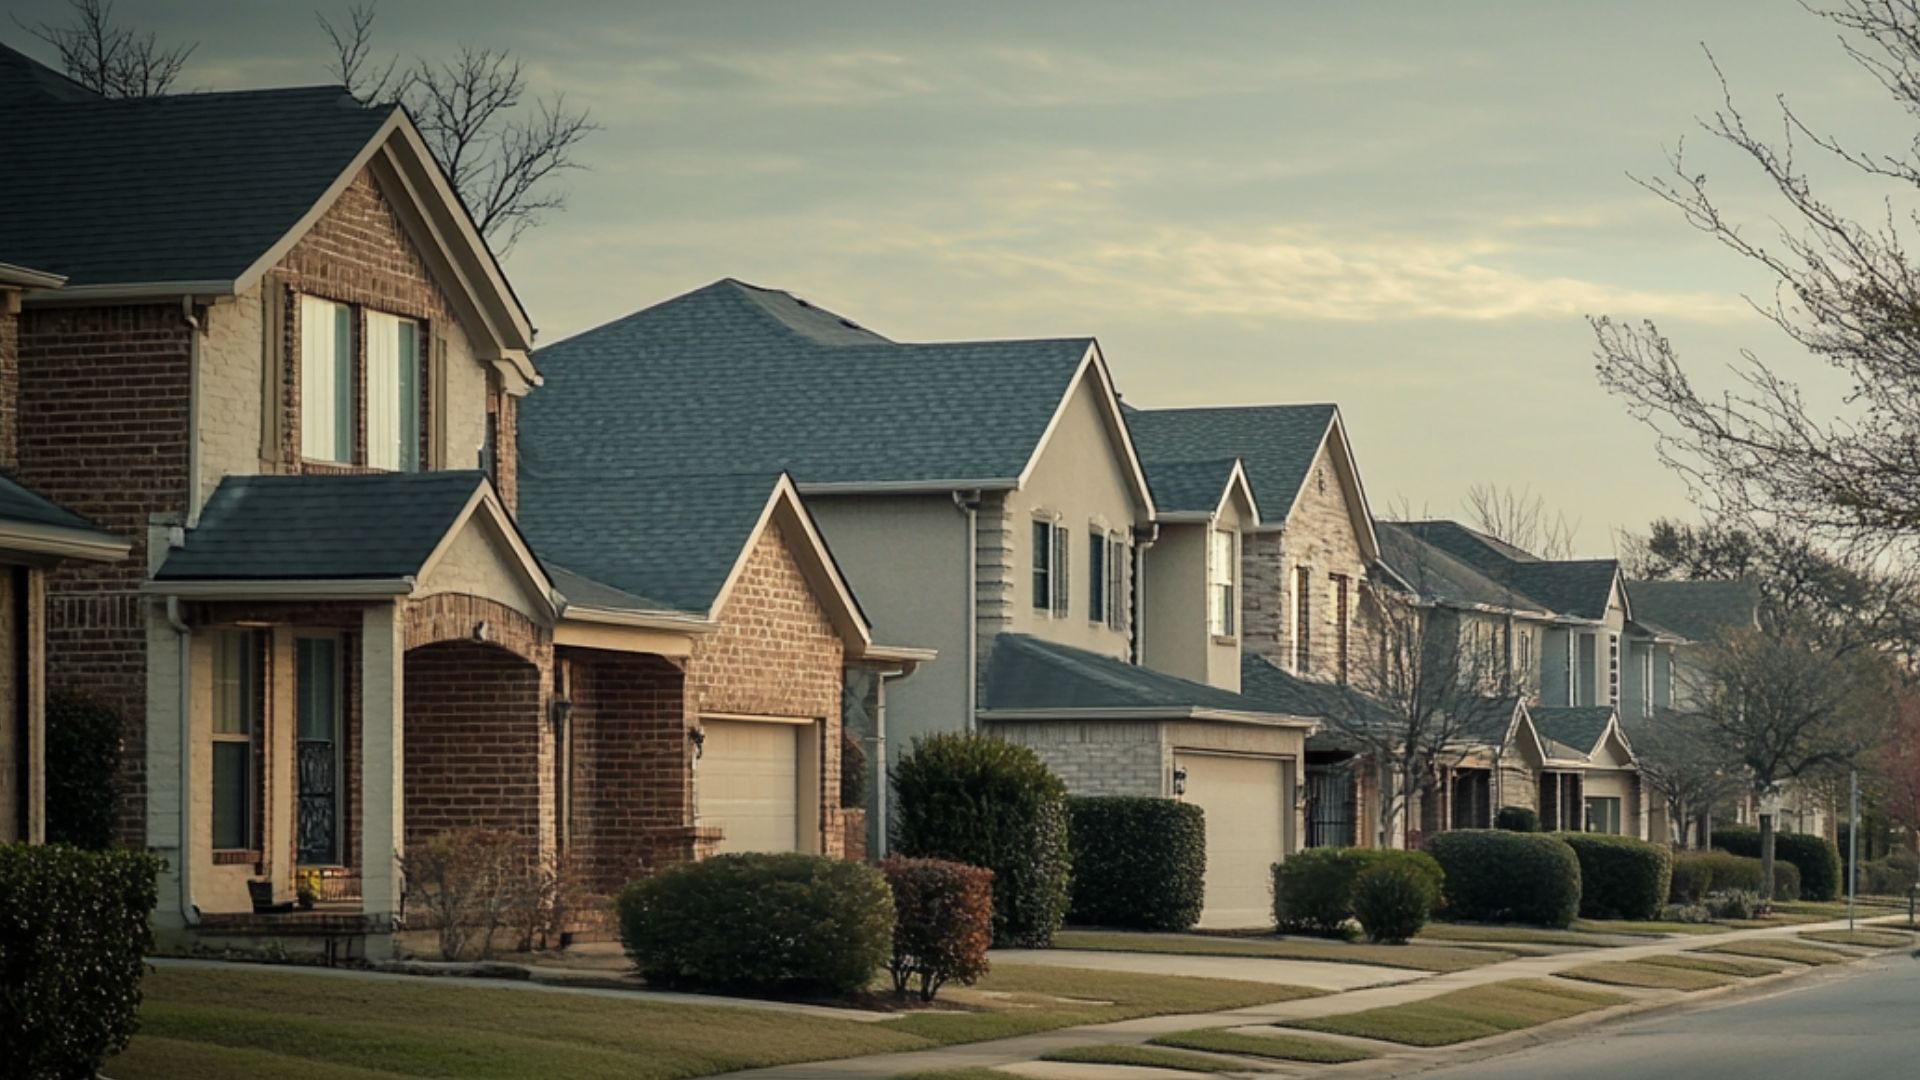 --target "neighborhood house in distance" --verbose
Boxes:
[0,38,1809,947]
